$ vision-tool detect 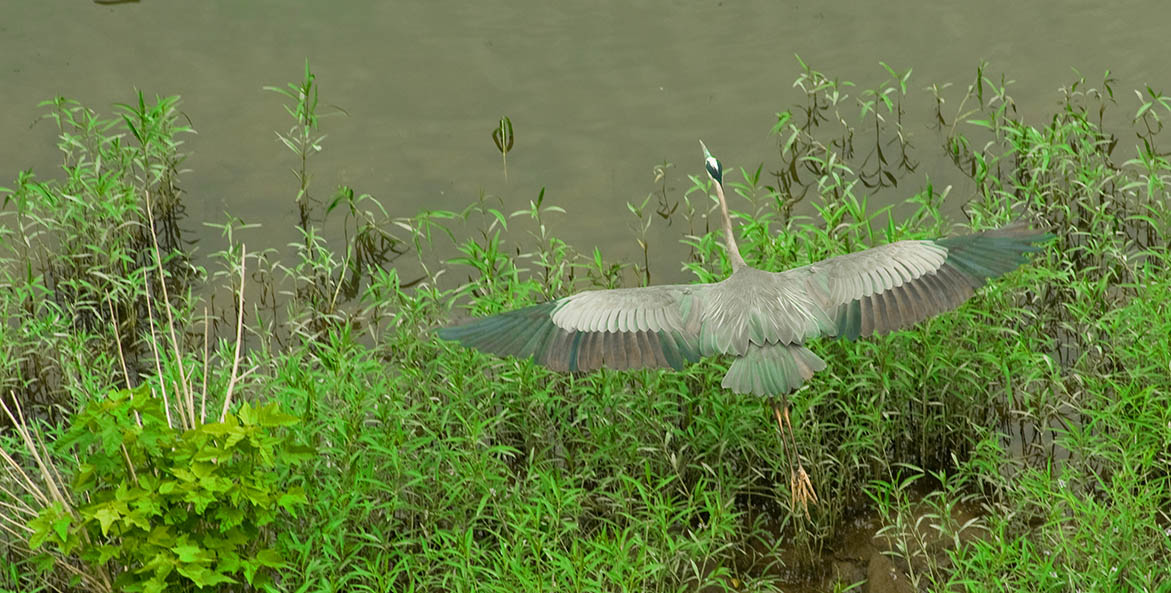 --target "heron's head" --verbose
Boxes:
[699,140,723,185]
